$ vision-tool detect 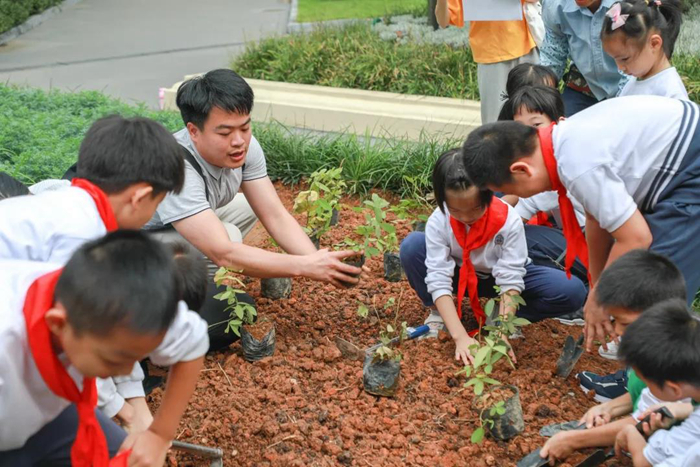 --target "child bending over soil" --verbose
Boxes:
[613,300,700,466]
[540,249,687,464]
[399,149,586,365]
[0,231,209,466]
